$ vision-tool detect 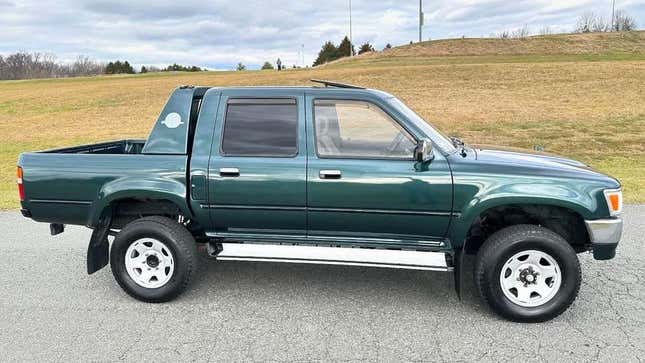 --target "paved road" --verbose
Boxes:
[1,206,643,362]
